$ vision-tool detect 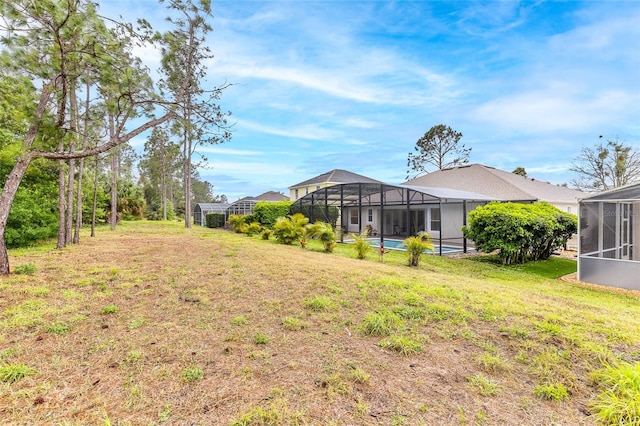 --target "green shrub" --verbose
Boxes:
[253,201,292,228]
[205,212,226,228]
[273,213,308,245]
[351,230,371,260]
[228,214,246,233]
[403,233,434,267]
[245,221,263,236]
[261,229,272,240]
[306,221,337,252]
[463,202,577,265]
